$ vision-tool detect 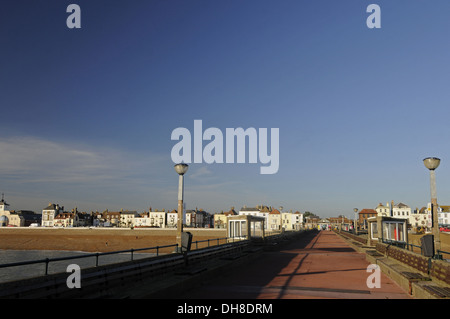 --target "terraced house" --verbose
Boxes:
[268,208,281,231]
[41,203,64,227]
[282,211,303,230]
[149,209,167,228]
[54,212,79,227]
[239,205,272,230]
[358,209,377,230]
[214,207,237,229]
